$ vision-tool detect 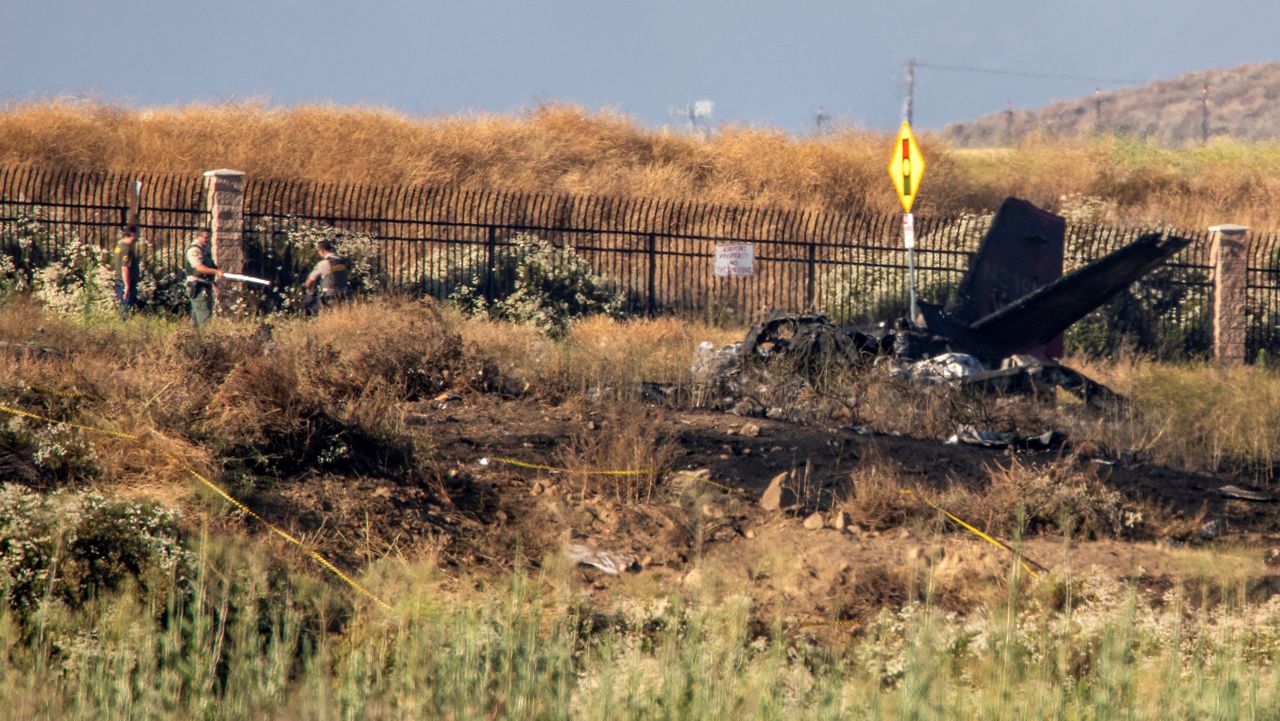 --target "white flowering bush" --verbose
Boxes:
[0,212,46,294]
[1,211,189,315]
[4,414,101,482]
[1058,193,1111,225]
[0,485,192,613]
[244,219,386,314]
[0,252,24,298]
[0,485,59,613]
[450,233,626,337]
[33,255,115,317]
[135,258,189,314]
[0,213,113,316]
